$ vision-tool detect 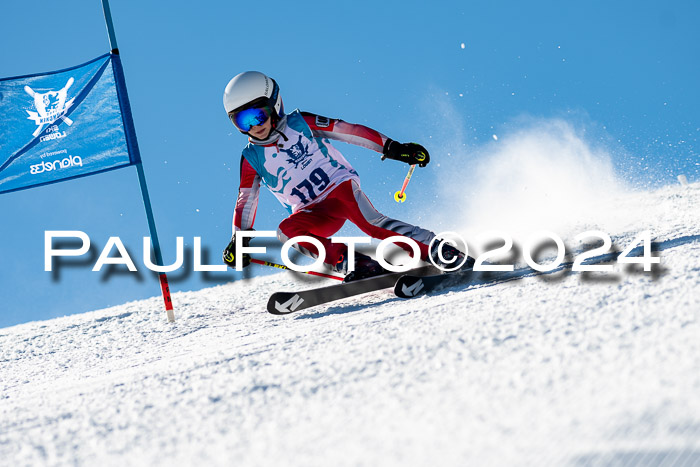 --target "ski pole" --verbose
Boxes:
[249,258,344,281]
[394,164,416,203]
